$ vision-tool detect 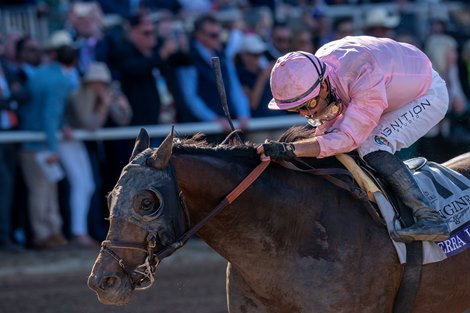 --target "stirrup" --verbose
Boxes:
[391,223,450,243]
